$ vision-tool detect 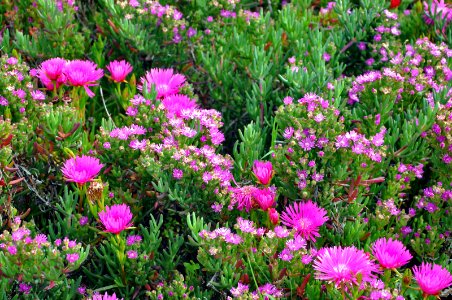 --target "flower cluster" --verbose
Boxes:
[428,98,452,182]
[0,54,42,121]
[0,218,87,293]
[37,58,103,97]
